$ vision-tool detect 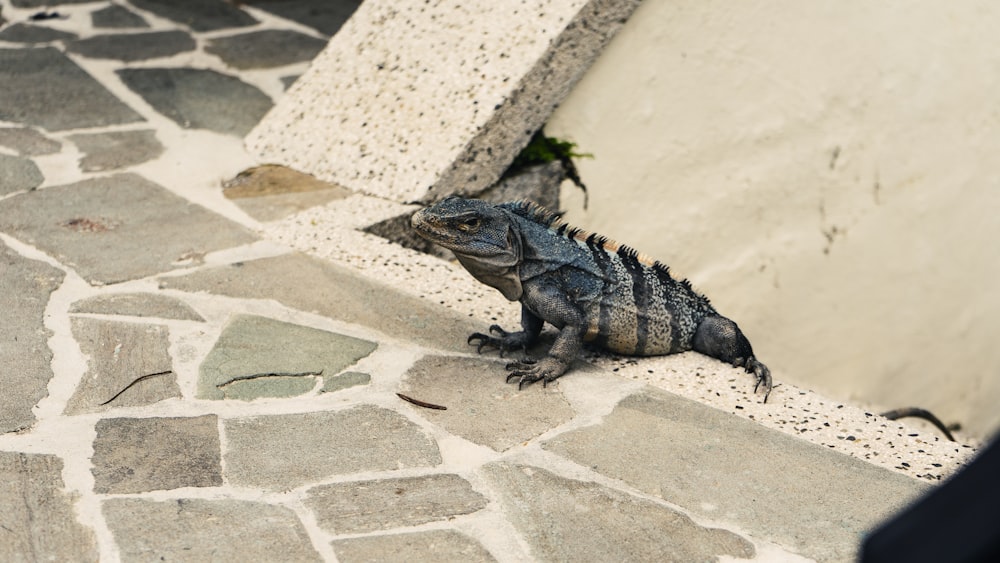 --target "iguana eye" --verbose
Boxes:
[458,217,481,232]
